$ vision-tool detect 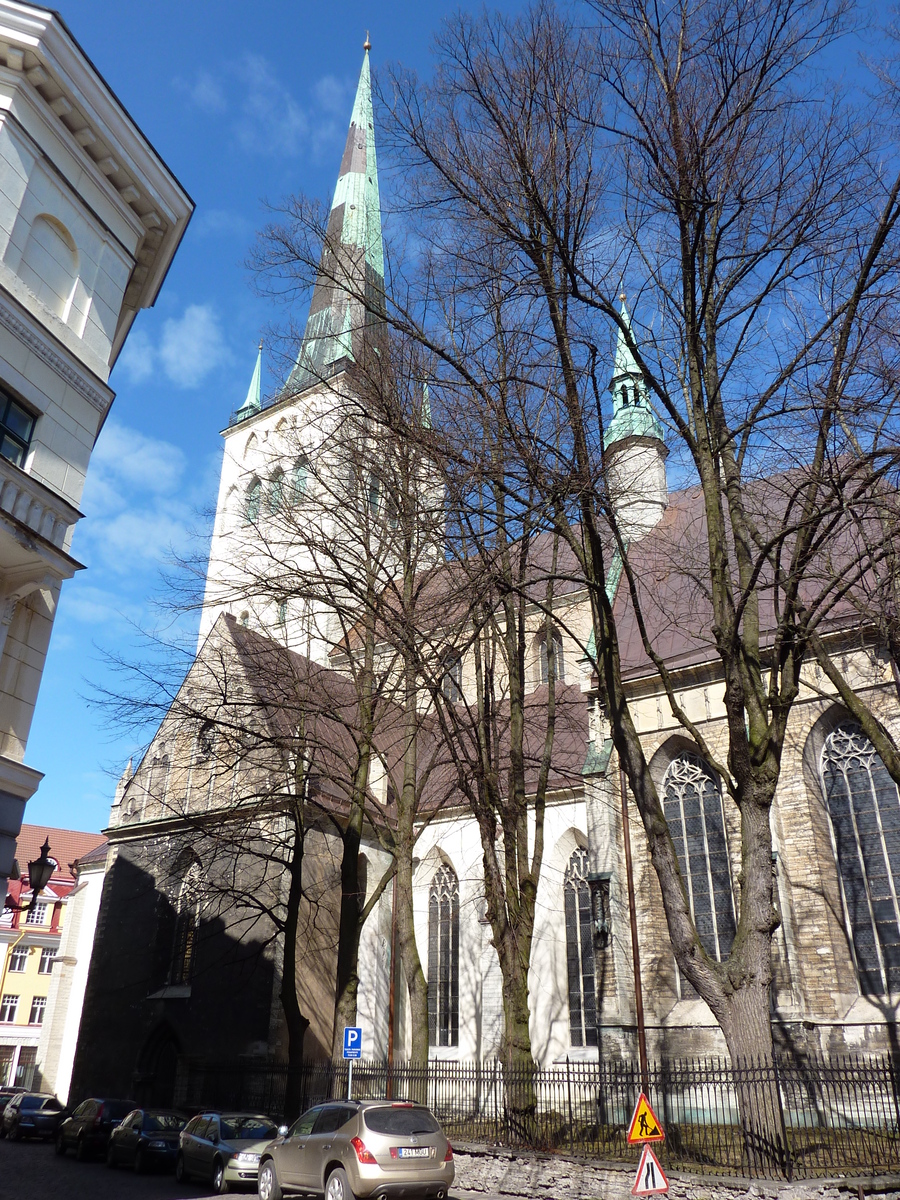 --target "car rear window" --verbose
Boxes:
[144,1112,185,1131]
[221,1116,277,1140]
[363,1107,441,1136]
[103,1101,134,1120]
